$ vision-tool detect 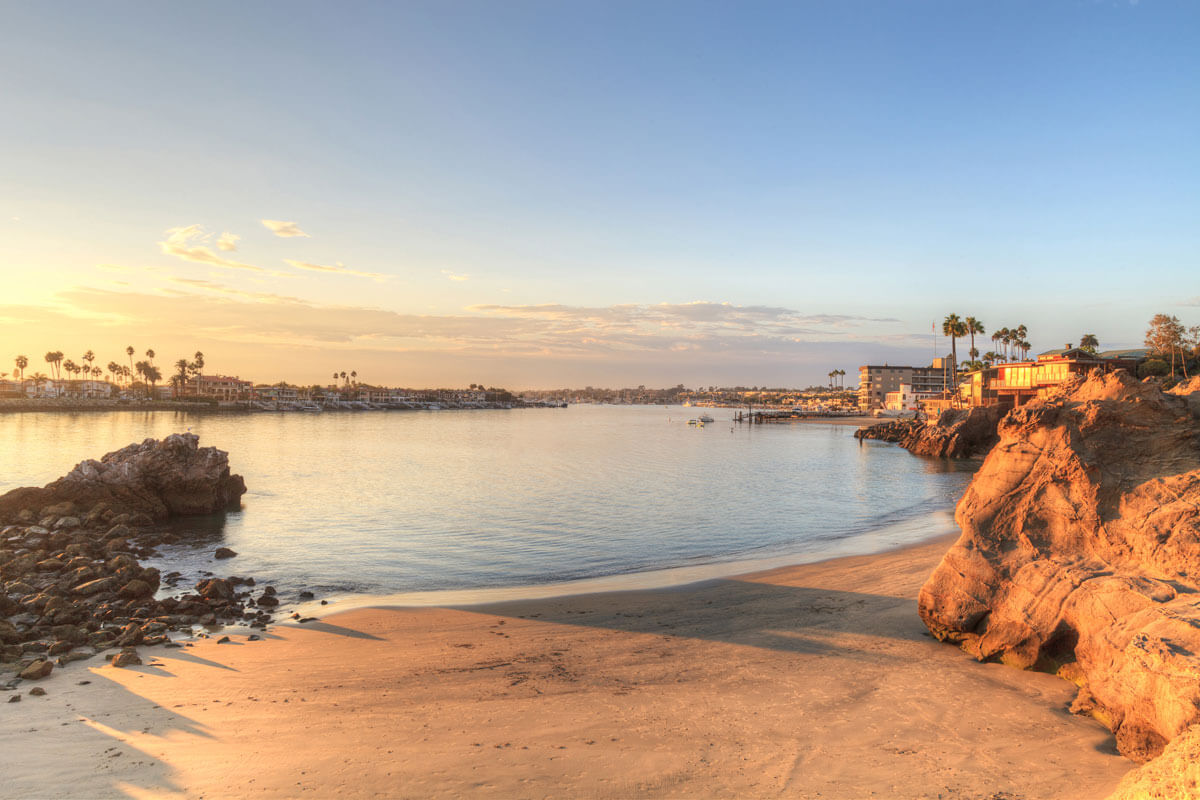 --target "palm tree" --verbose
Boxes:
[189,351,205,395]
[339,371,347,387]
[1015,325,1028,361]
[332,371,339,386]
[82,350,95,374]
[174,359,189,393]
[143,364,162,397]
[125,346,135,378]
[350,370,357,385]
[134,360,151,397]
[942,313,968,372]
[1080,333,1099,354]
[15,355,27,381]
[44,351,62,380]
[145,348,156,365]
[965,317,985,363]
